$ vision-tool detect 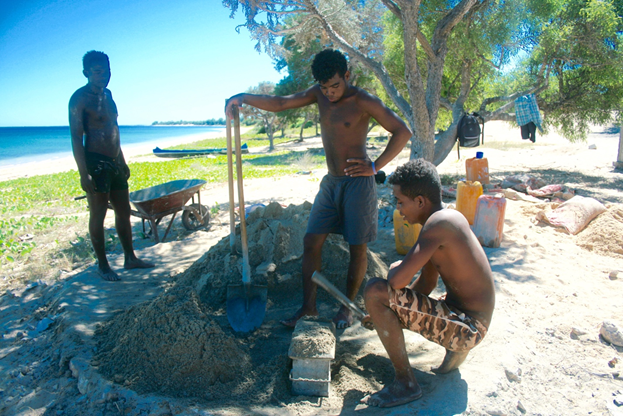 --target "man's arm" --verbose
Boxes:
[407,261,439,295]
[118,150,130,179]
[344,92,412,177]
[69,92,95,194]
[387,223,442,291]
[225,87,317,119]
